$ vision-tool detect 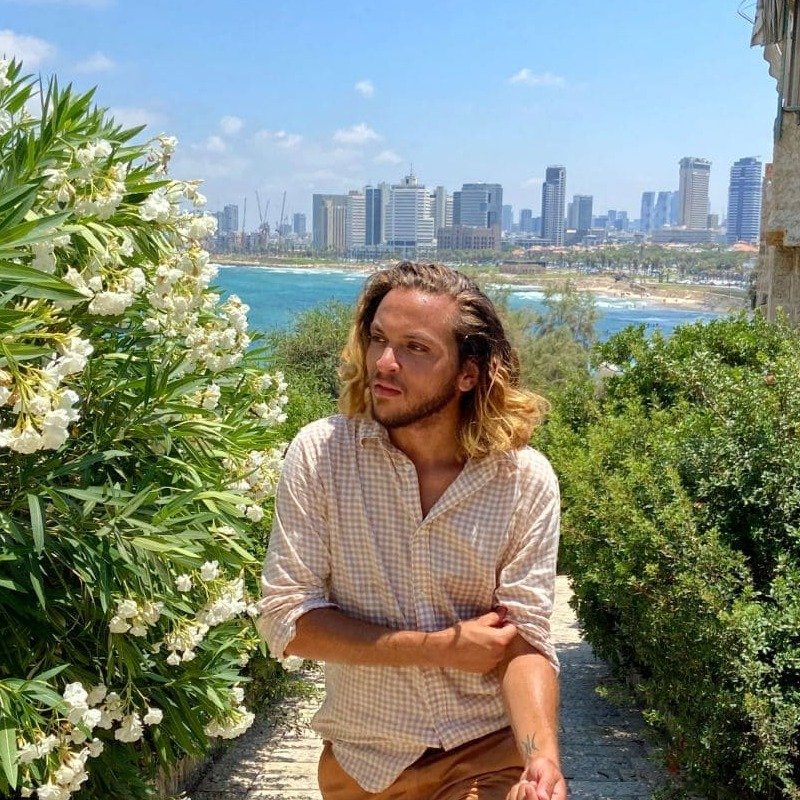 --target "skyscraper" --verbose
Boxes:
[346,190,366,250]
[292,212,306,236]
[678,157,712,229]
[384,173,435,248]
[640,192,655,233]
[312,194,348,250]
[458,183,504,229]
[726,157,763,244]
[653,192,671,230]
[570,195,593,233]
[541,166,566,245]
[501,204,513,232]
[519,209,533,234]
[431,186,452,235]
